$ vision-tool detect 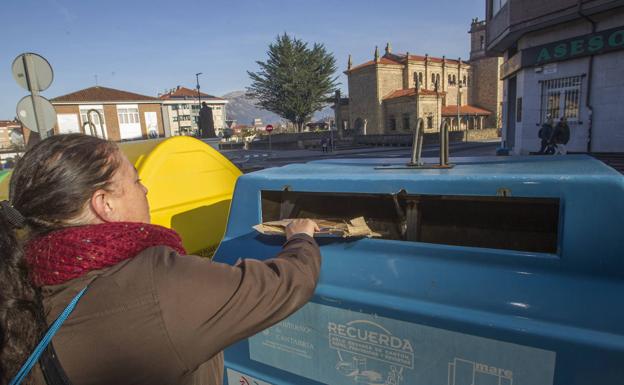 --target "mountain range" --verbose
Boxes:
[221,90,334,127]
